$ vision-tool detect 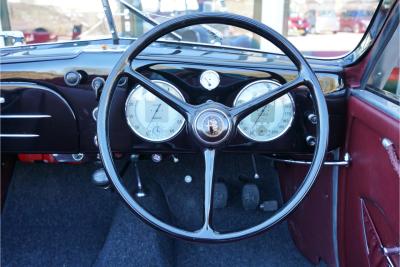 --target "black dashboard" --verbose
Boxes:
[0,40,347,155]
